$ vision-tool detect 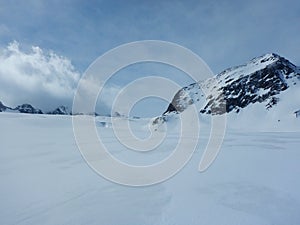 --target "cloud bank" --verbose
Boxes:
[0,41,80,111]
